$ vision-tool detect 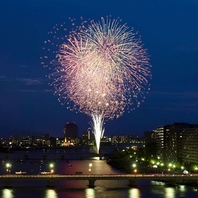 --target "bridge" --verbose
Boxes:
[0,174,198,188]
